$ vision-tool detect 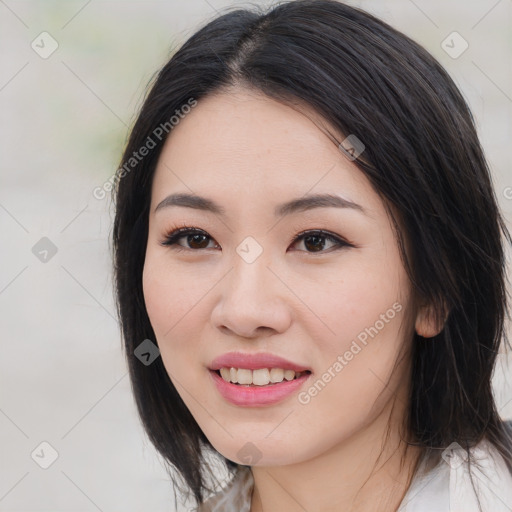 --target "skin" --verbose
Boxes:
[142,86,442,512]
